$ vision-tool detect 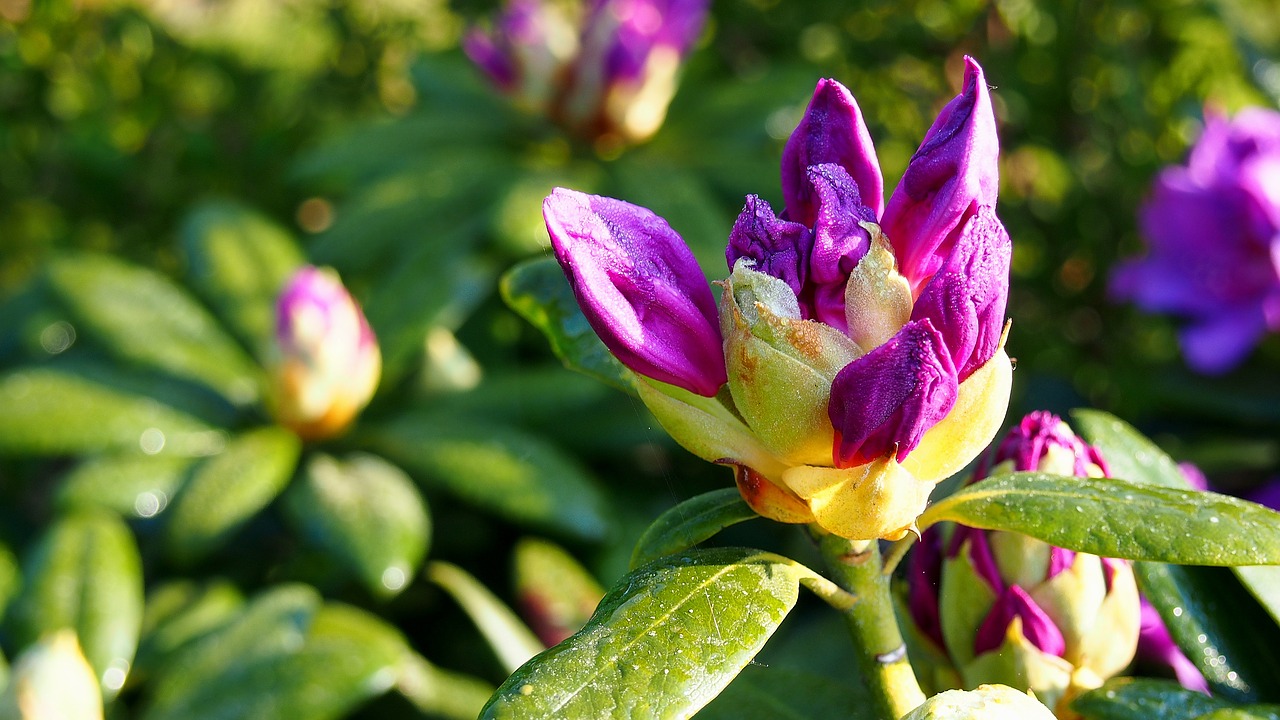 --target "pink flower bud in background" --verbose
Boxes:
[270,266,380,441]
